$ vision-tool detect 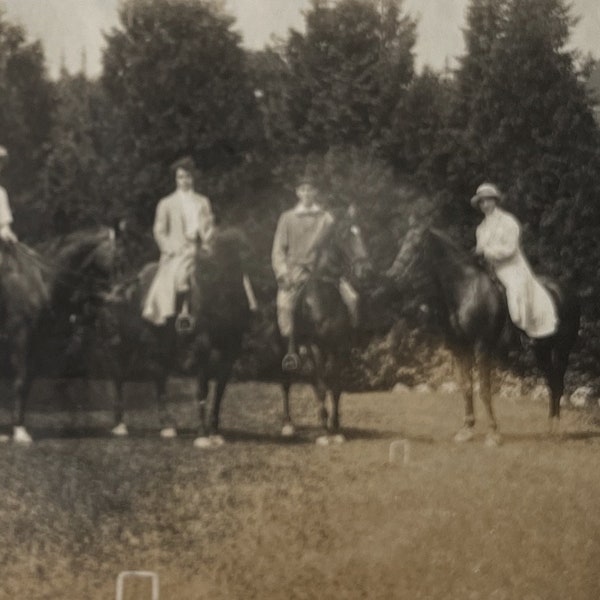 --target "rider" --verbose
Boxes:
[142,156,214,327]
[272,172,358,371]
[0,146,18,245]
[143,156,257,329]
[471,182,557,338]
